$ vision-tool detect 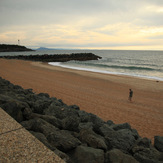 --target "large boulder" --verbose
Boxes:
[105,149,139,163]
[43,102,79,119]
[61,115,80,132]
[132,137,163,163]
[154,136,163,152]
[79,129,107,150]
[22,109,62,129]
[98,123,115,137]
[47,130,81,152]
[21,118,58,135]
[30,131,70,162]
[105,129,137,153]
[35,114,62,129]
[78,122,94,131]
[136,137,152,148]
[21,119,37,130]
[71,145,104,163]
[0,94,29,122]
[30,131,56,151]
[32,99,52,114]
[78,111,105,134]
[133,146,162,163]
[21,118,81,152]
[111,122,131,131]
